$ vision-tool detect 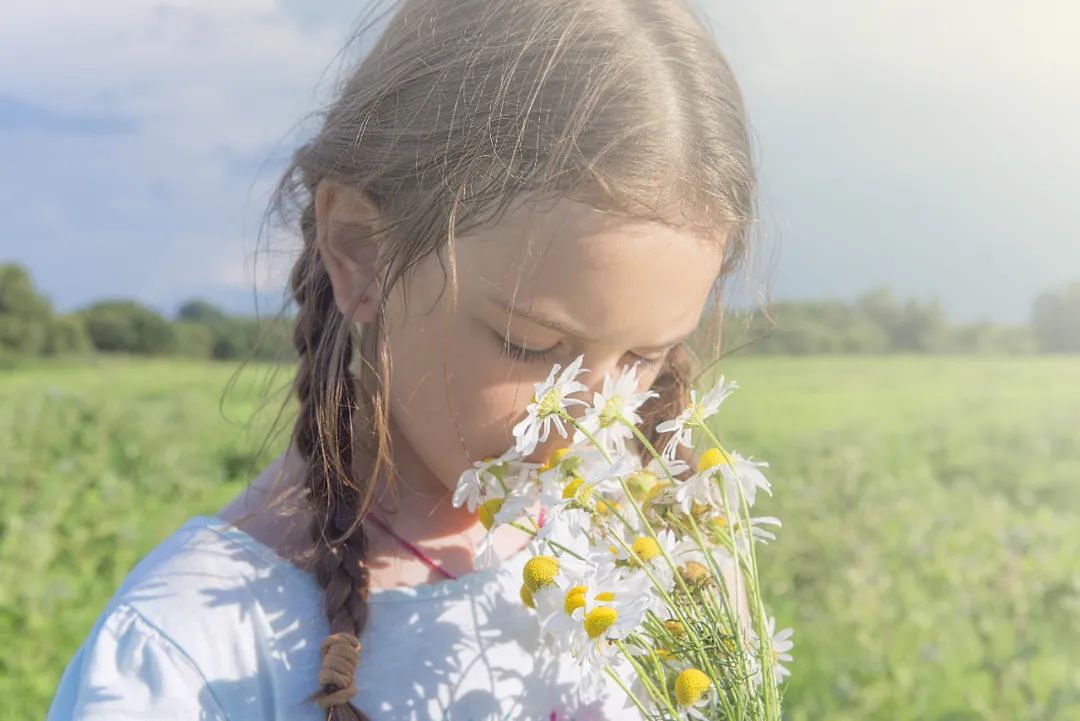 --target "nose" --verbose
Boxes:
[560,352,646,421]
[578,352,644,394]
